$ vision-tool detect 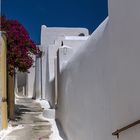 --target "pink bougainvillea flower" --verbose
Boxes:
[0,16,40,76]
